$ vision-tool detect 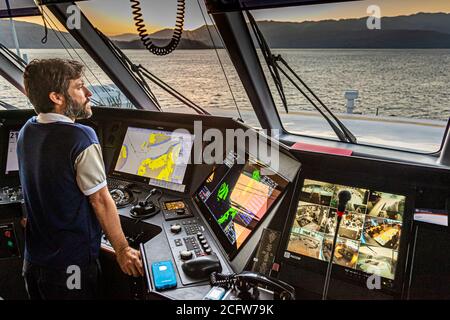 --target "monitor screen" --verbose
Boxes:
[285,179,405,281]
[196,151,289,259]
[5,130,19,174]
[112,126,194,192]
